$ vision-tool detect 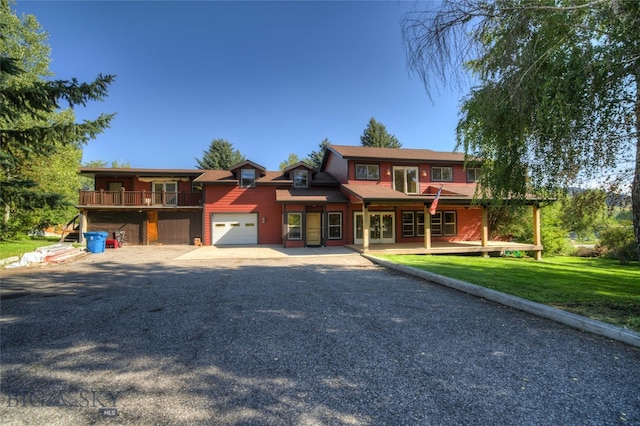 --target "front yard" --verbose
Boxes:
[379,255,640,332]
